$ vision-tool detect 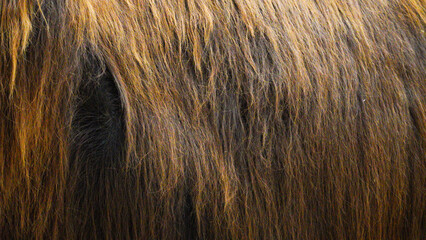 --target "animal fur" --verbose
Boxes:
[0,0,425,239]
